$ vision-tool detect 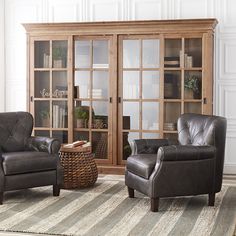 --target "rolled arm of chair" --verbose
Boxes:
[131,139,170,155]
[27,136,61,154]
[157,145,216,162]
